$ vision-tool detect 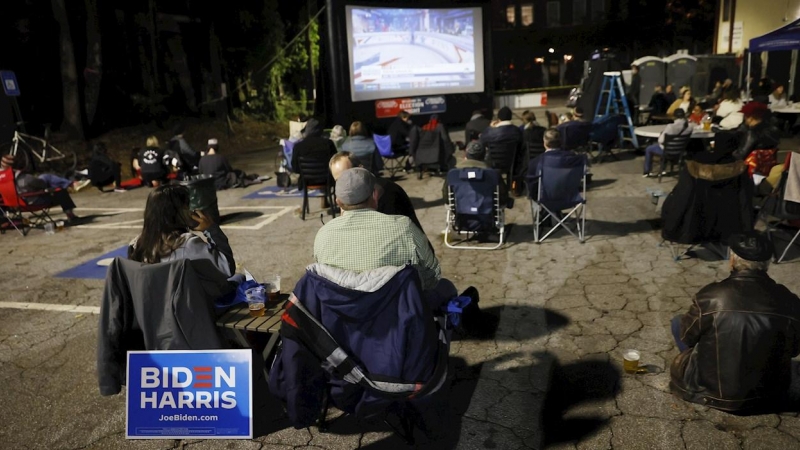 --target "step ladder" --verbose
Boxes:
[594,71,639,148]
